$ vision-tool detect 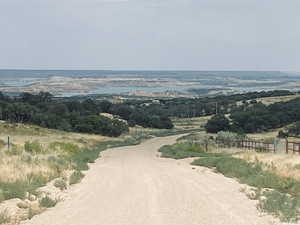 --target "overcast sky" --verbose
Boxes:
[0,0,299,70]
